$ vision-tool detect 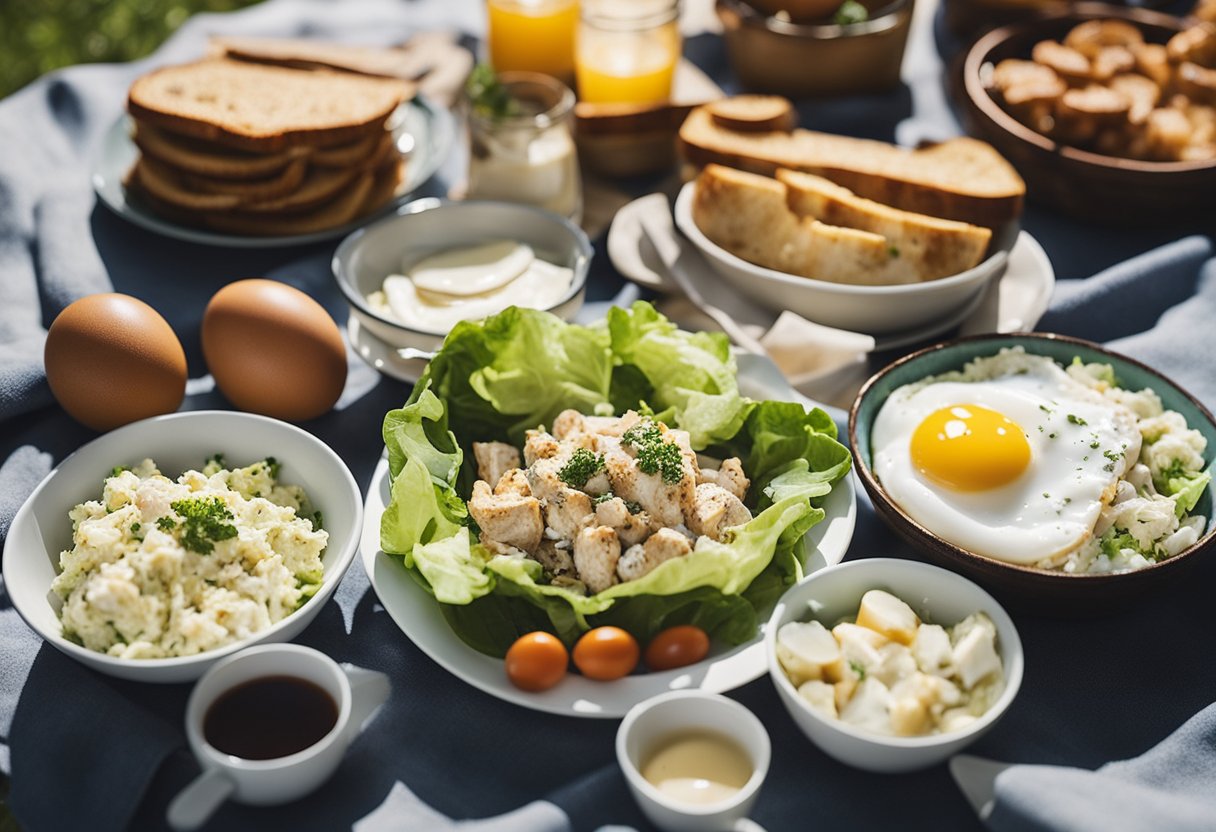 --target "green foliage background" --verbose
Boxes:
[0,0,265,99]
